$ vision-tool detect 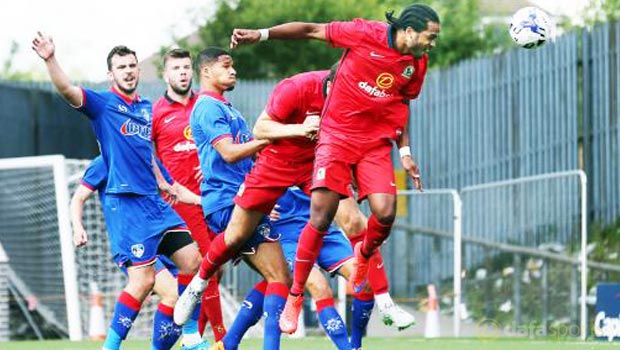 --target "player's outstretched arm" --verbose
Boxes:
[253,110,319,140]
[230,22,327,49]
[31,32,83,107]
[70,185,94,248]
[214,138,270,163]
